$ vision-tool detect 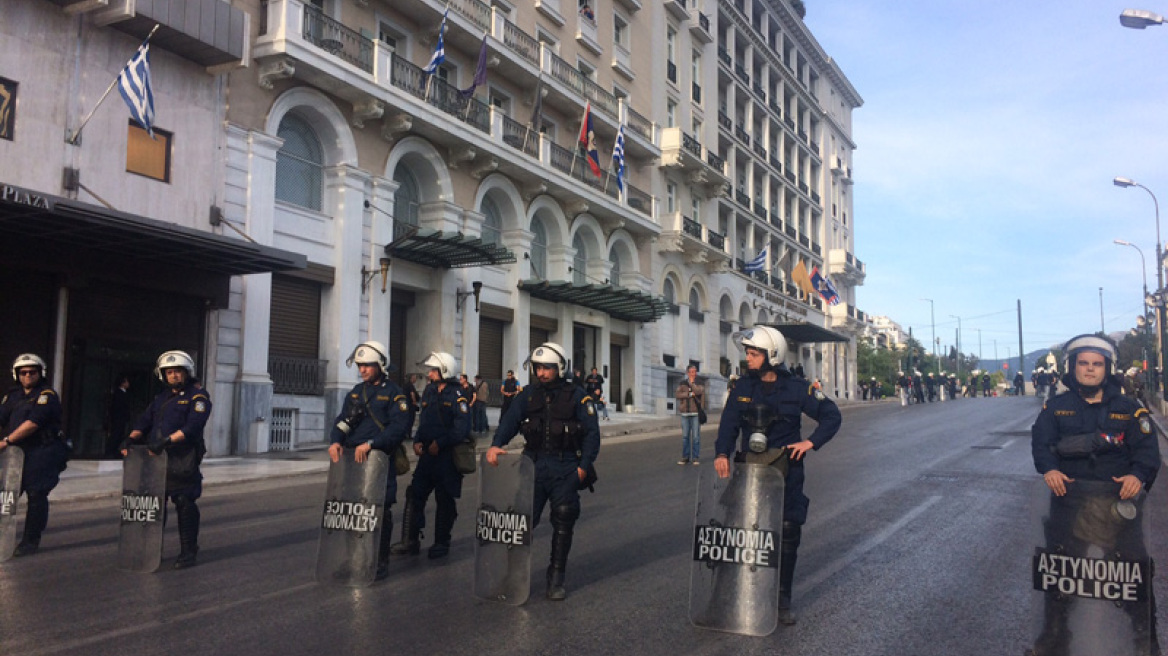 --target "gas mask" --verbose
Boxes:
[744,404,777,453]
